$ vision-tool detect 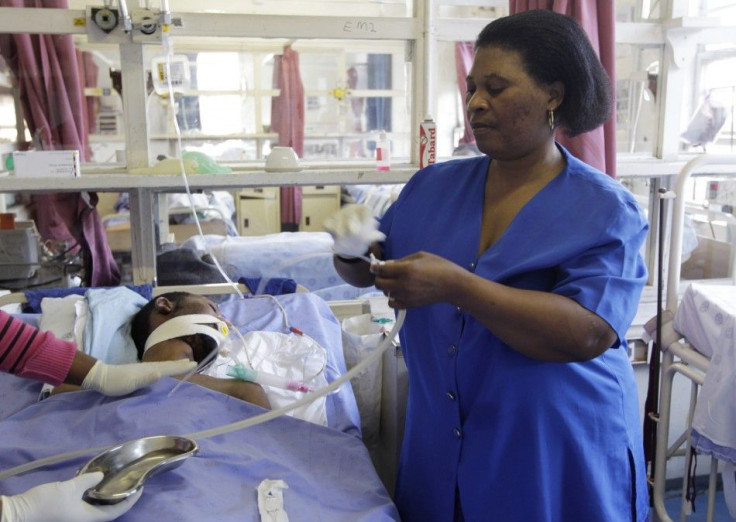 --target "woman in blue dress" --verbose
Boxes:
[327,9,649,522]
